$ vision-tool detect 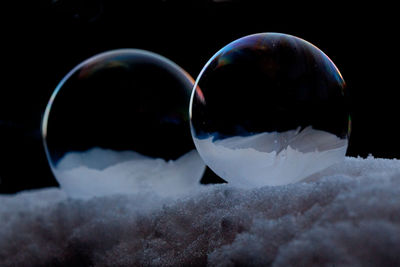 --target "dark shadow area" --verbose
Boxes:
[1,0,398,192]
